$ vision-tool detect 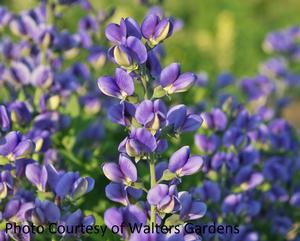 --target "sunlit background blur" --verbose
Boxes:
[4,0,300,75]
